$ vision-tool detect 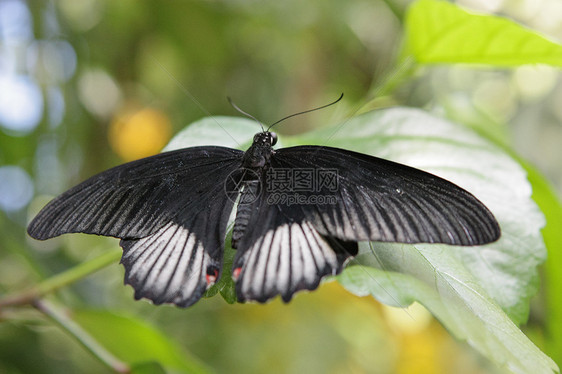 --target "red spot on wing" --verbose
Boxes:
[232,267,242,280]
[206,268,219,286]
